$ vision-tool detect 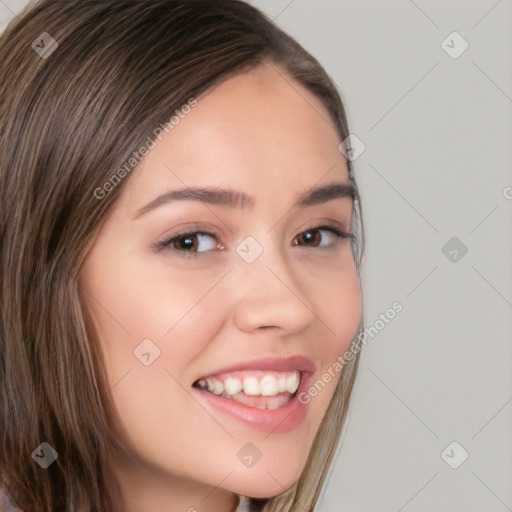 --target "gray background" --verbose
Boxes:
[1,1,511,511]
